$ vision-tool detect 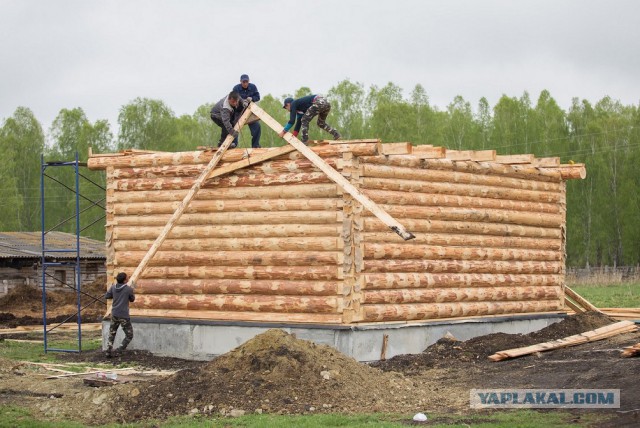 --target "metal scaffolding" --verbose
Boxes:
[40,152,106,353]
